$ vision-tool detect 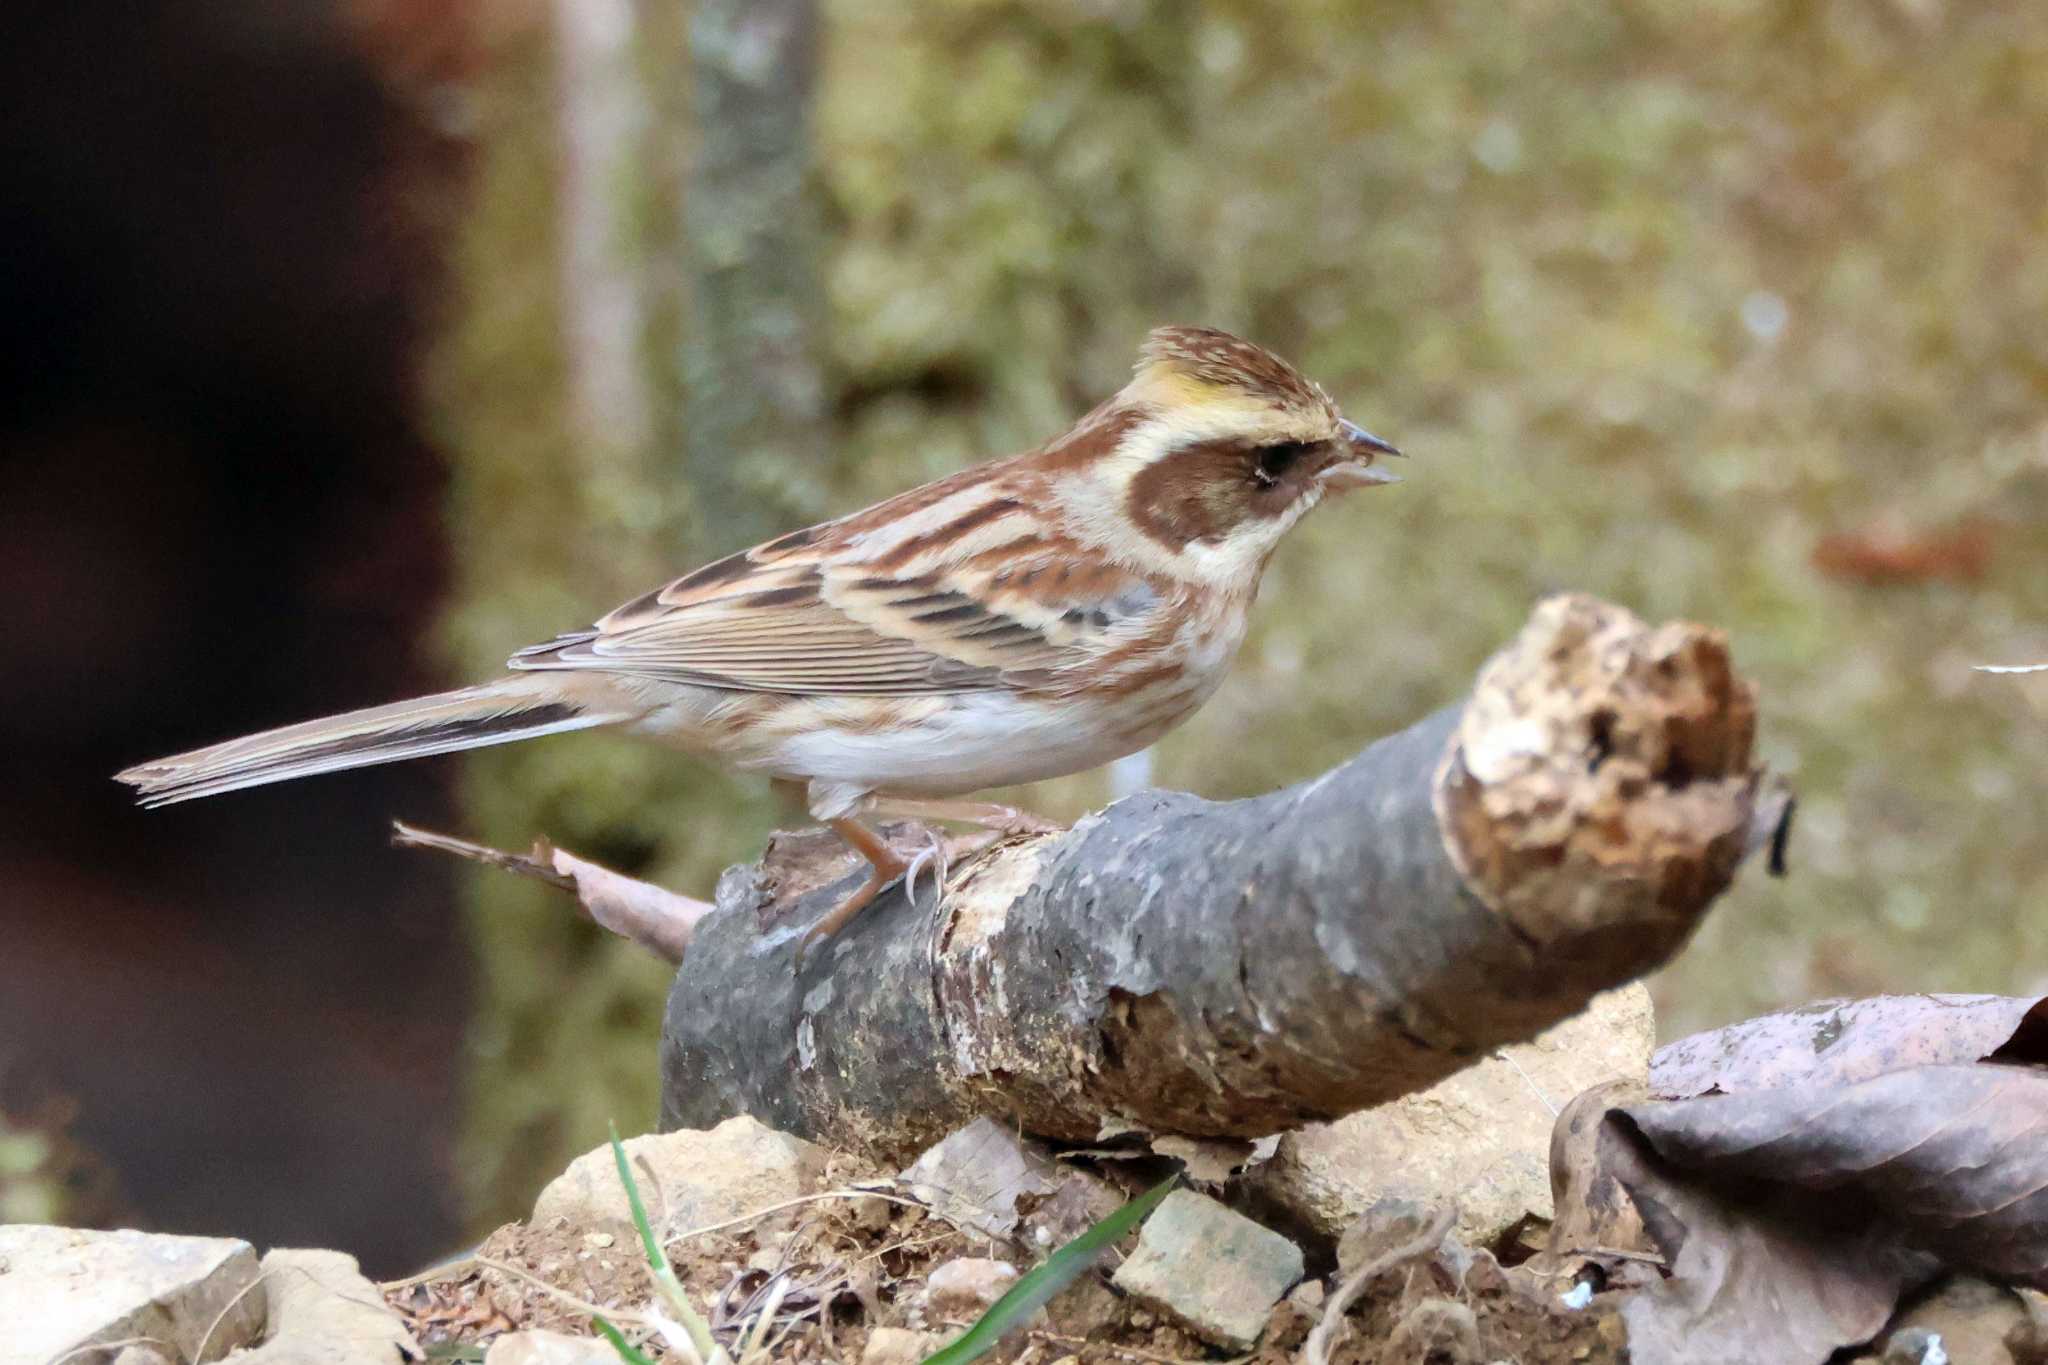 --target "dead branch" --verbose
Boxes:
[657,594,1775,1156]
[394,821,709,965]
